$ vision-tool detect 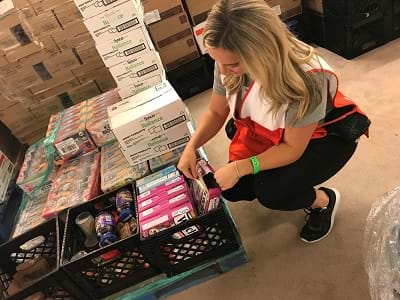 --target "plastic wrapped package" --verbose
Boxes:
[16,139,50,194]
[100,141,150,192]
[86,90,121,147]
[42,151,100,219]
[364,187,400,300]
[47,102,97,165]
[12,170,57,238]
